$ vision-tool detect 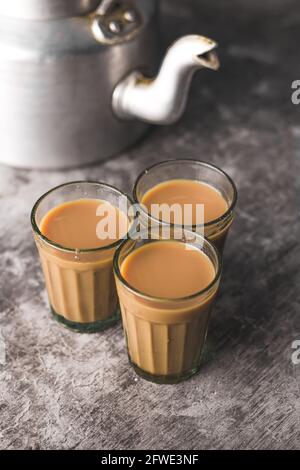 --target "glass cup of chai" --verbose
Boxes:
[114,228,222,384]
[133,159,237,254]
[31,181,136,333]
